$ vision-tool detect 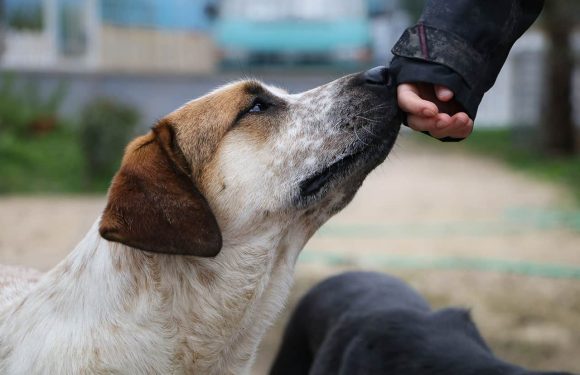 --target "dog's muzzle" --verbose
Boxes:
[299,66,402,199]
